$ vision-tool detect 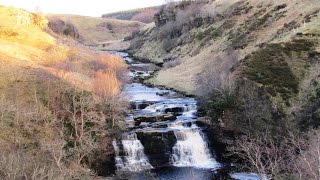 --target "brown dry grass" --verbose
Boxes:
[47,14,145,45]
[93,70,122,98]
[0,5,127,96]
[98,54,127,71]
[0,6,127,178]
